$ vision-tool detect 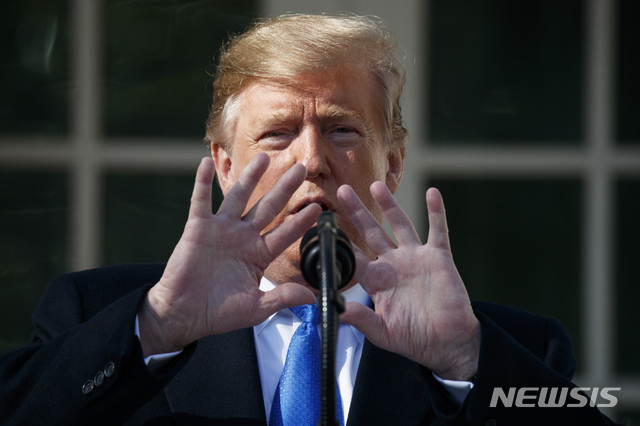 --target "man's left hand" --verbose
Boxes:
[338,182,481,381]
